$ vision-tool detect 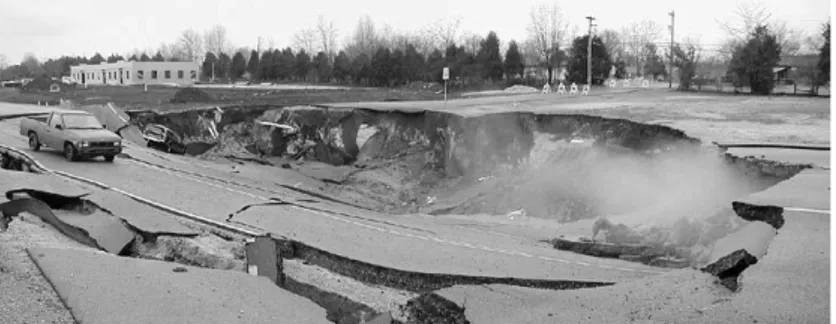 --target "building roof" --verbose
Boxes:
[778,55,819,67]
